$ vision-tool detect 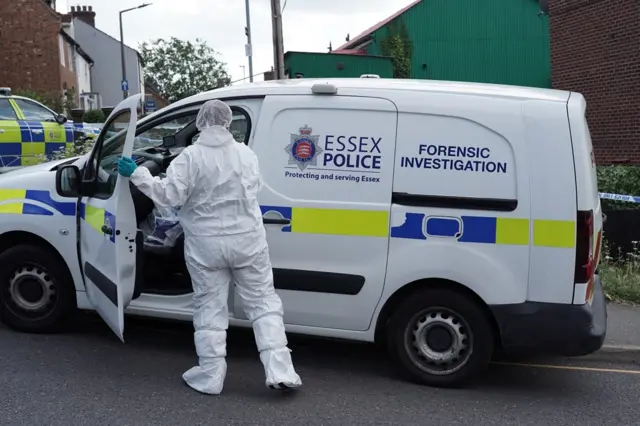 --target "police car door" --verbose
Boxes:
[79,94,141,342]
[244,93,397,331]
